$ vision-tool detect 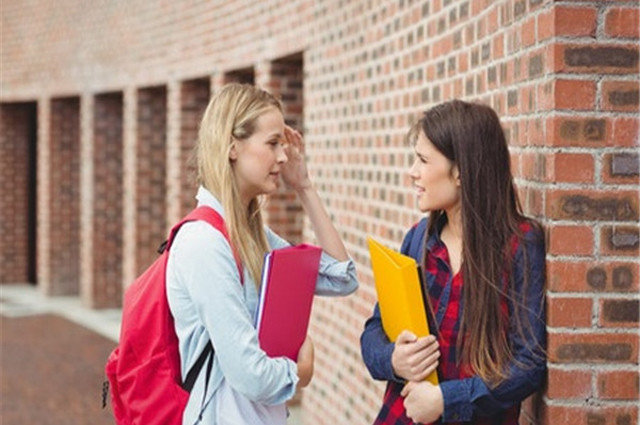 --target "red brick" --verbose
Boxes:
[546,189,639,222]
[546,367,592,399]
[599,298,640,328]
[553,43,640,75]
[597,370,640,400]
[601,80,639,112]
[554,79,596,110]
[537,10,554,41]
[521,17,535,48]
[548,225,594,256]
[602,152,640,185]
[548,332,638,364]
[548,115,613,147]
[554,6,597,37]
[600,225,640,257]
[605,7,640,38]
[613,117,640,147]
[547,260,639,293]
[543,405,638,425]
[550,152,594,183]
[548,297,593,328]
